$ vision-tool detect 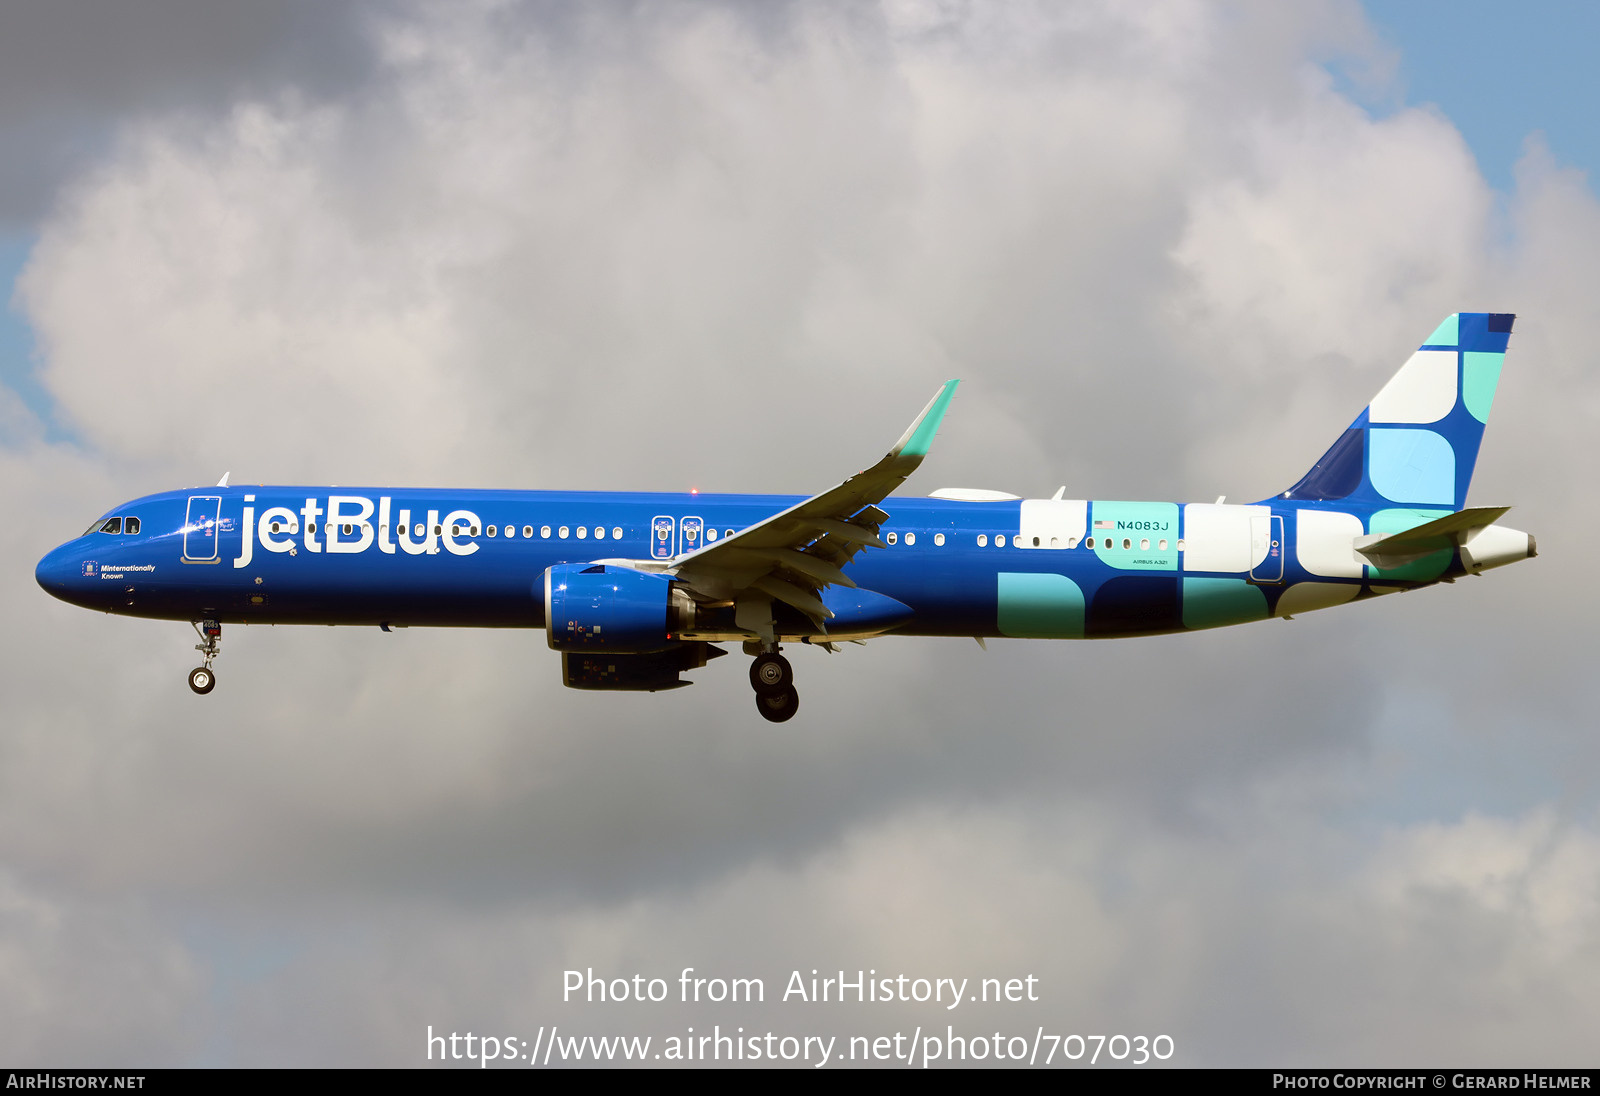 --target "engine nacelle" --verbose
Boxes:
[544,564,695,652]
